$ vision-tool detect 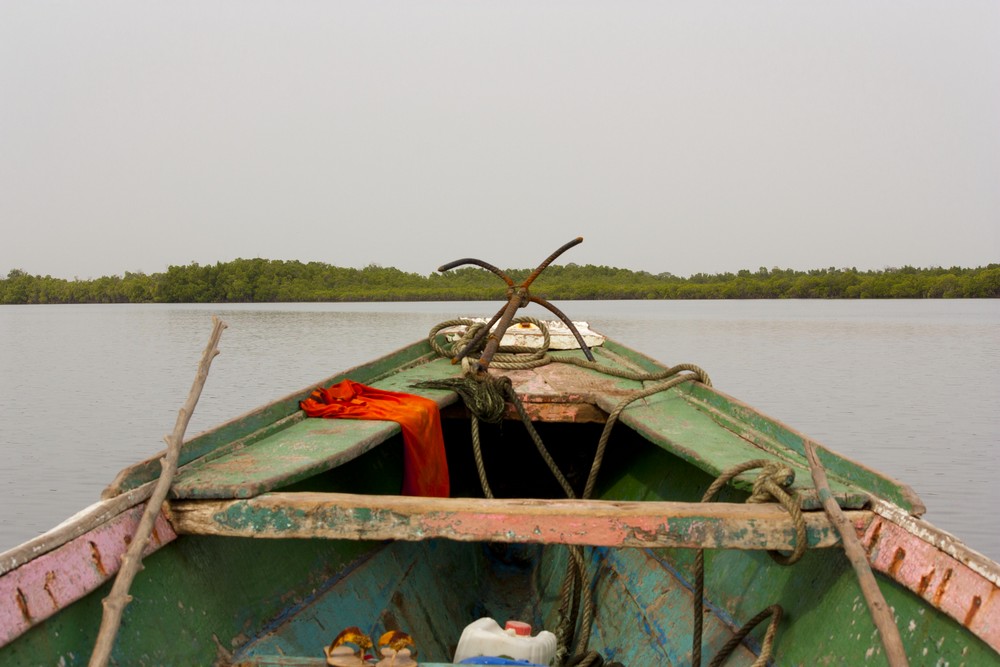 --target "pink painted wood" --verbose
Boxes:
[0,504,176,647]
[864,510,1000,653]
